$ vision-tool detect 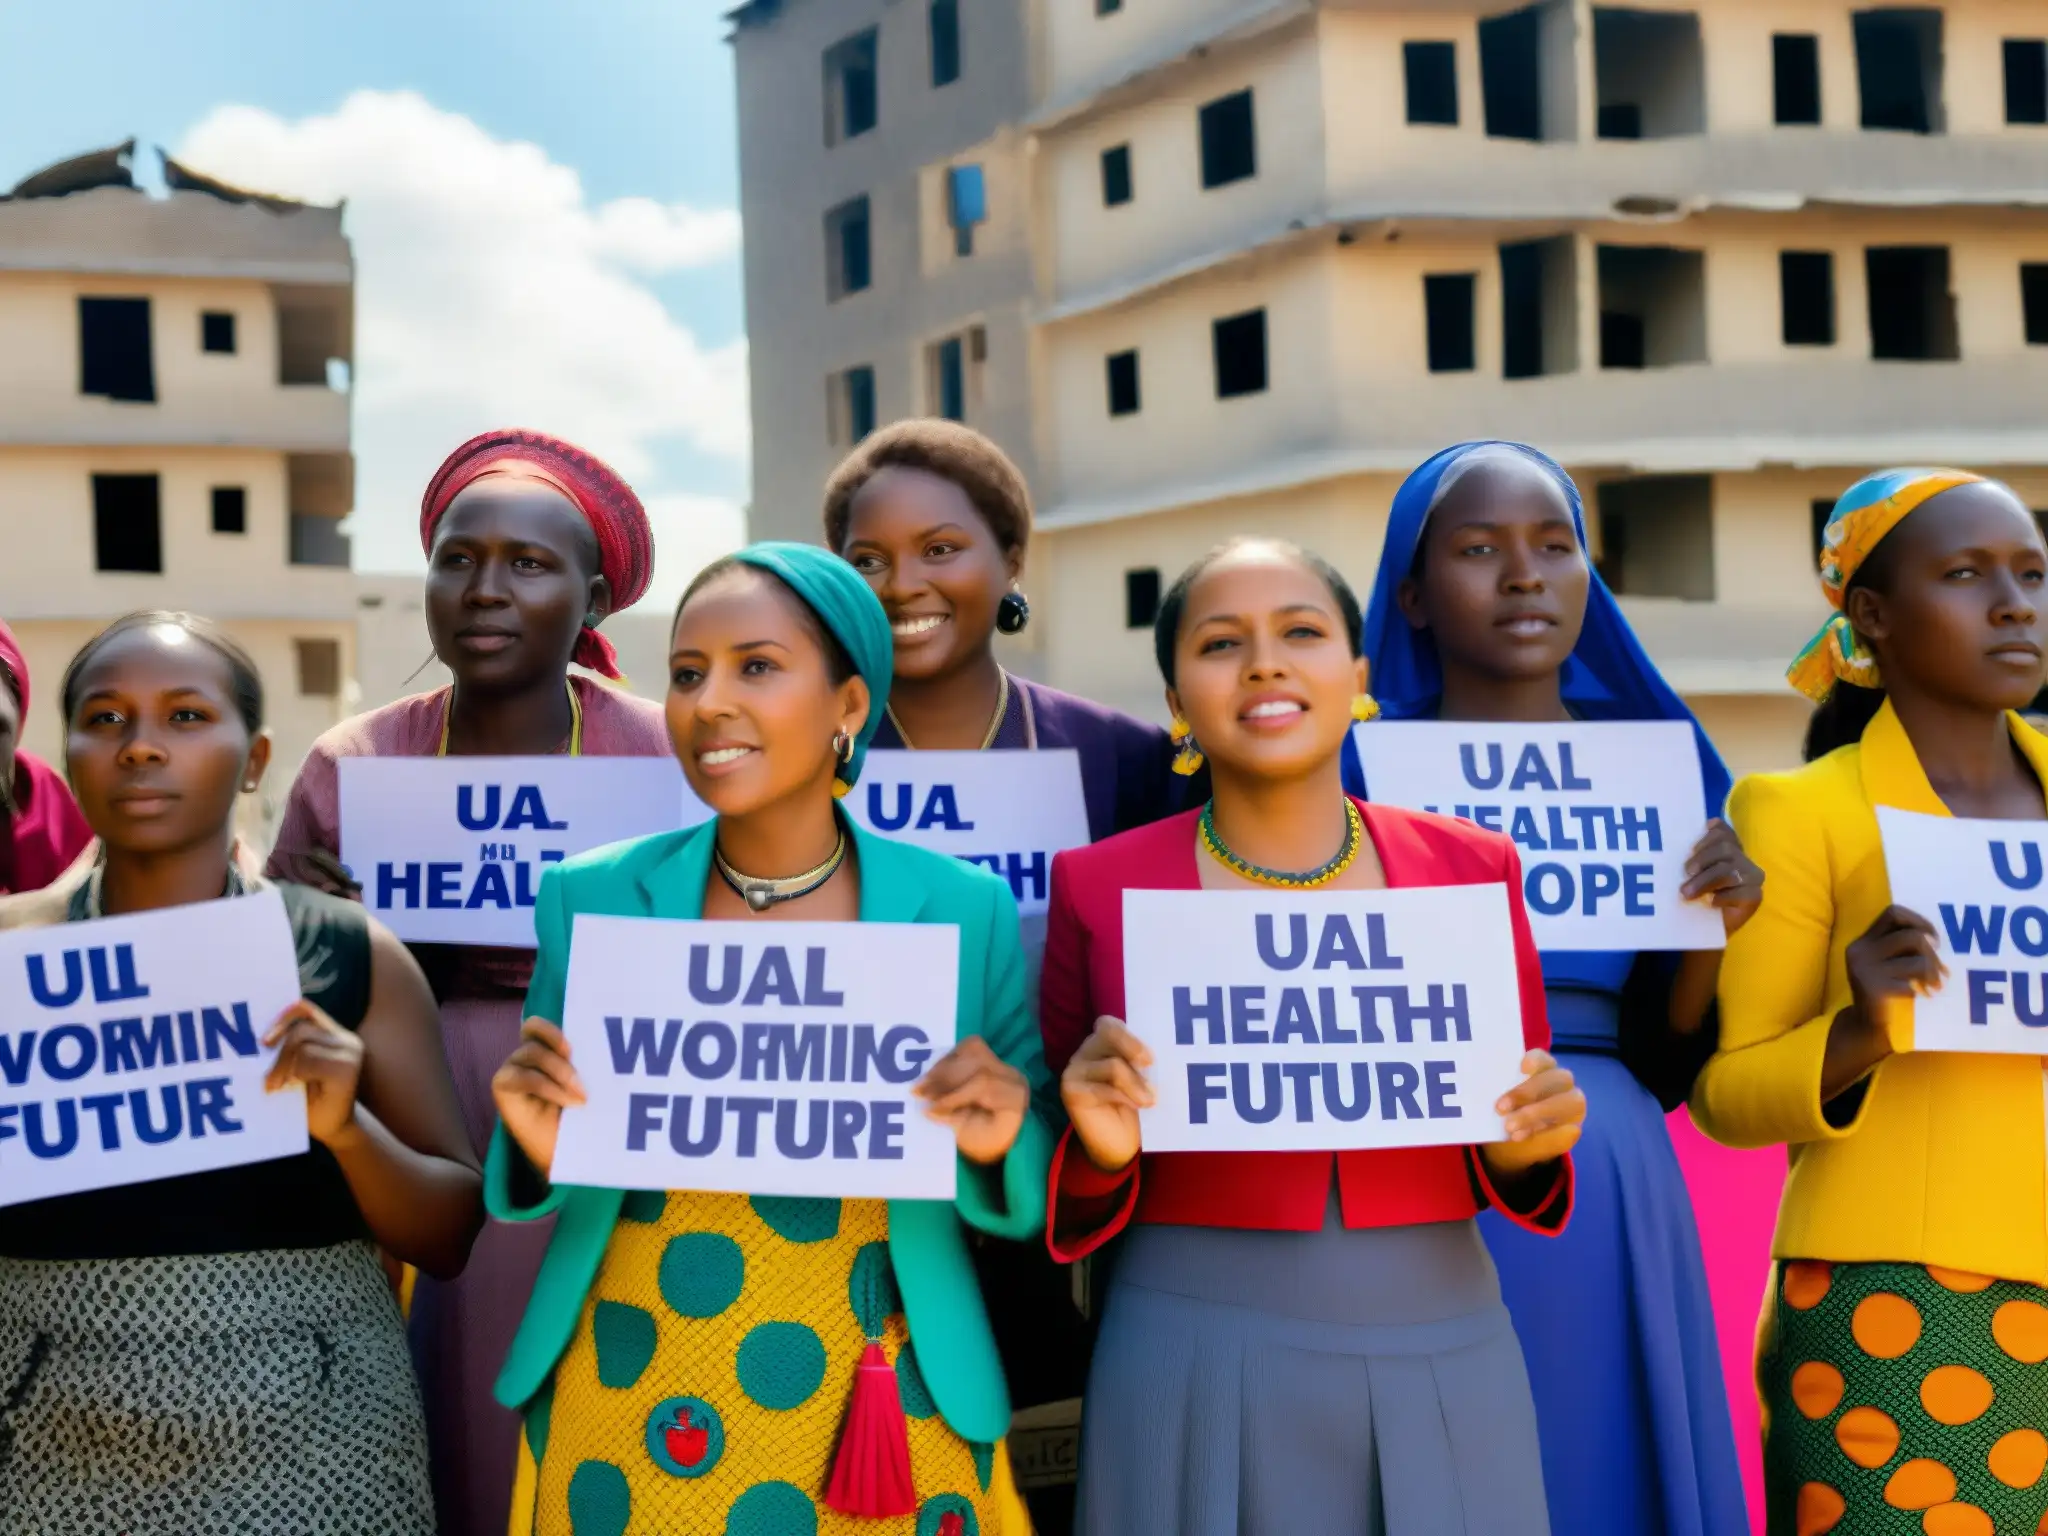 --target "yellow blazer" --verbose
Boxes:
[1695,699,2048,1284]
